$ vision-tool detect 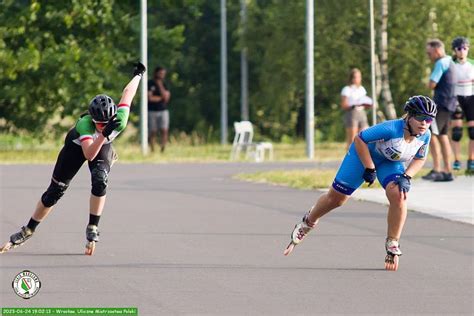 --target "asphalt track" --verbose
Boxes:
[0,163,473,315]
